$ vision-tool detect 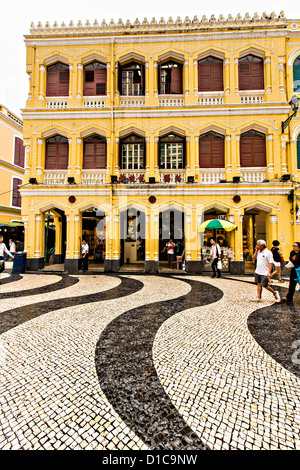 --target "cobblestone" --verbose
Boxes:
[0,271,299,450]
